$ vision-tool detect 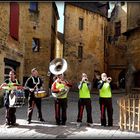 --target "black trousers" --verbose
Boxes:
[99,97,113,126]
[77,98,93,123]
[55,98,67,124]
[27,97,43,121]
[5,107,16,125]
